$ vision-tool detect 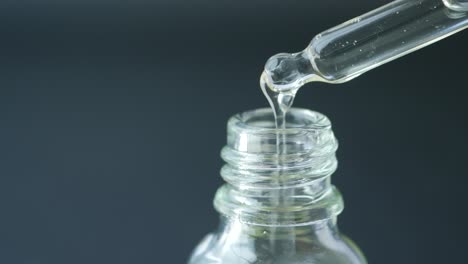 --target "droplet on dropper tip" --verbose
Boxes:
[264,53,300,88]
[260,49,318,129]
[263,51,315,94]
